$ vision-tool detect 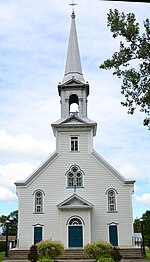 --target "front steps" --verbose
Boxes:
[6,247,144,260]
[120,247,144,259]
